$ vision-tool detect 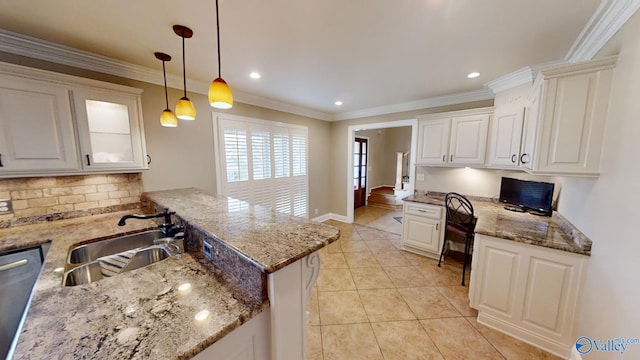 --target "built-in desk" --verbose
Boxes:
[403,192,592,358]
